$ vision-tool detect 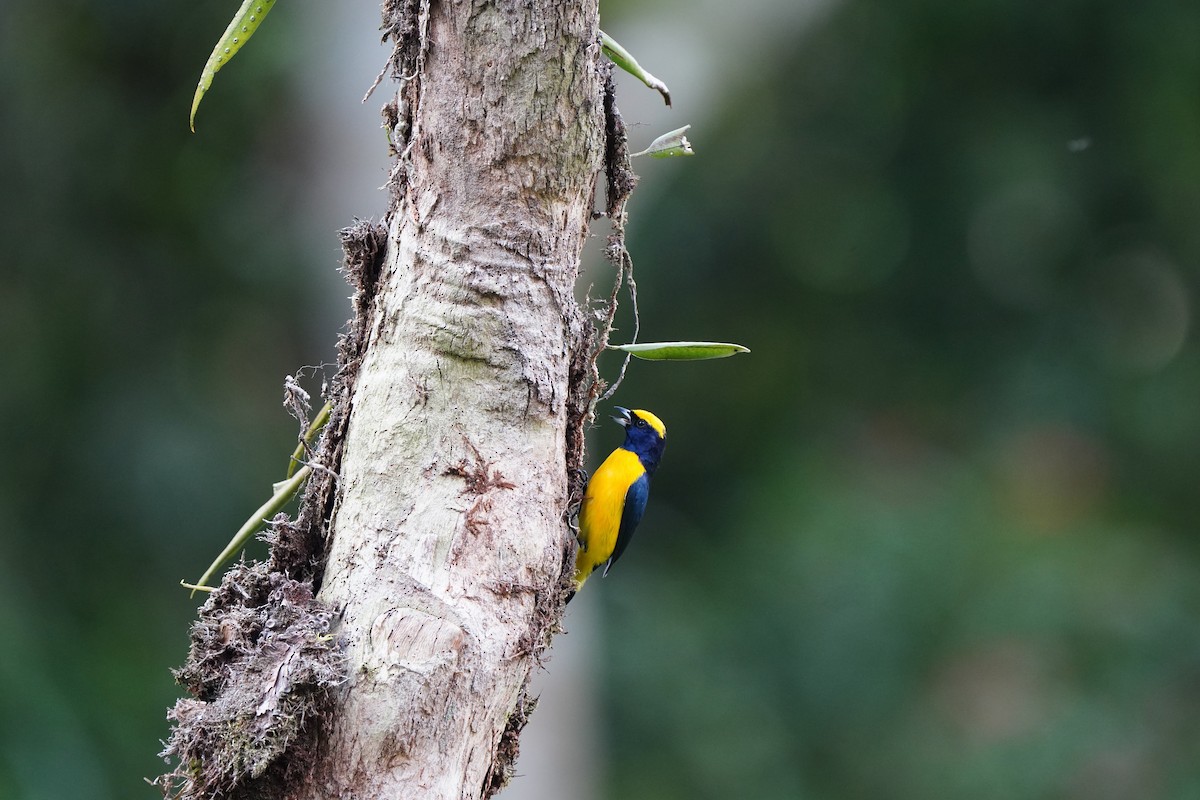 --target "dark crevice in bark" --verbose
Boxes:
[566,65,636,496]
[602,65,637,218]
[565,64,635,510]
[481,691,537,798]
